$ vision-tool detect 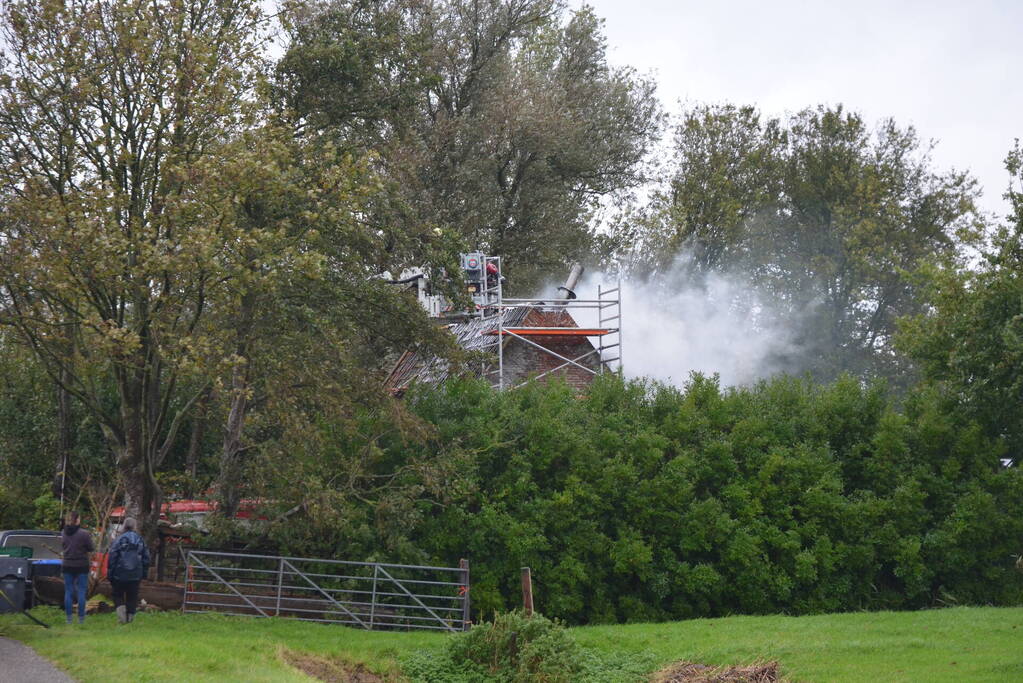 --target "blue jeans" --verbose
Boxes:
[63,571,88,622]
